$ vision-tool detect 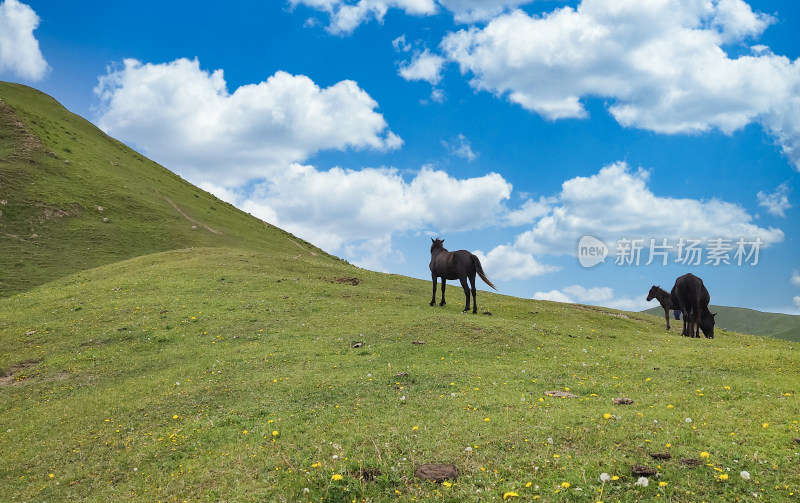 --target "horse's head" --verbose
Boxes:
[430,237,445,254]
[646,285,659,301]
[699,308,716,338]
